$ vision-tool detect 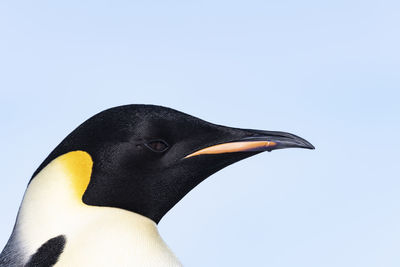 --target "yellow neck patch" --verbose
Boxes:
[57,151,93,200]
